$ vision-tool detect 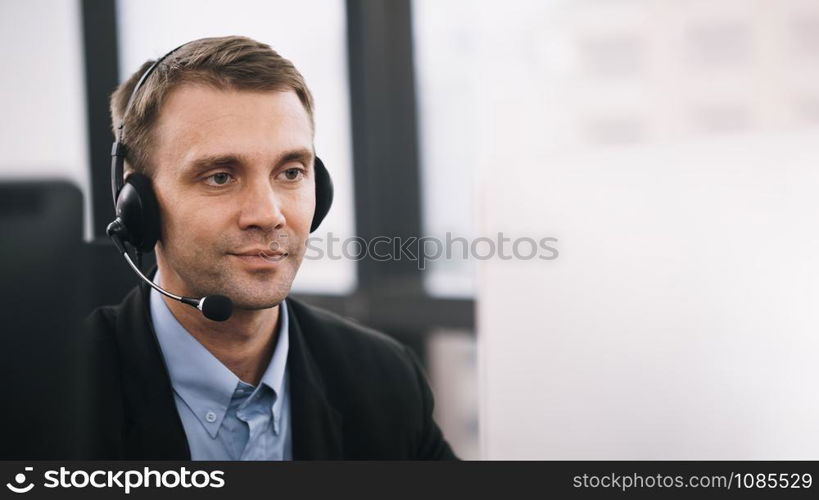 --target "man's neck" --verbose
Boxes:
[159,279,279,387]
